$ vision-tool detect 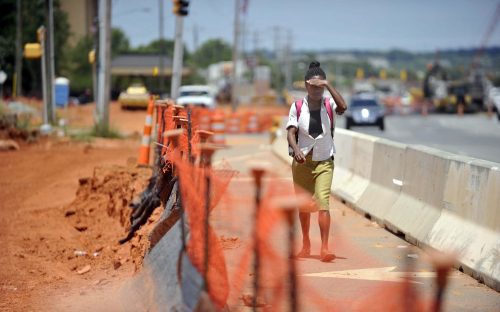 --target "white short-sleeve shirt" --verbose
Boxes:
[286,96,337,161]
